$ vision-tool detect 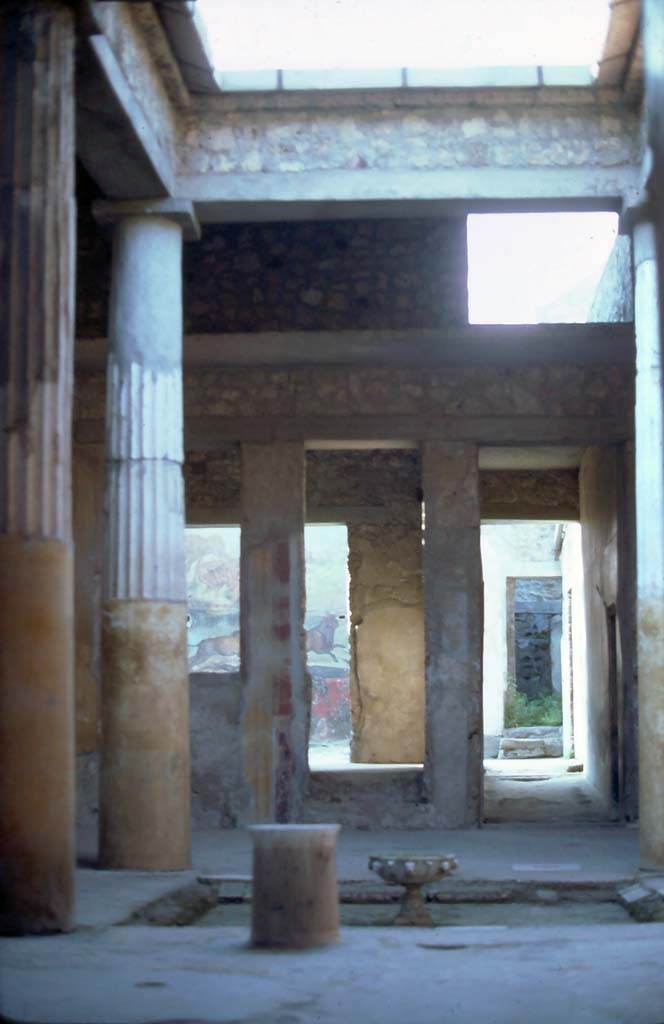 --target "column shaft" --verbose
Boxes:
[240,443,308,822]
[99,215,190,870]
[0,1,76,934]
[634,220,664,868]
[422,441,483,827]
